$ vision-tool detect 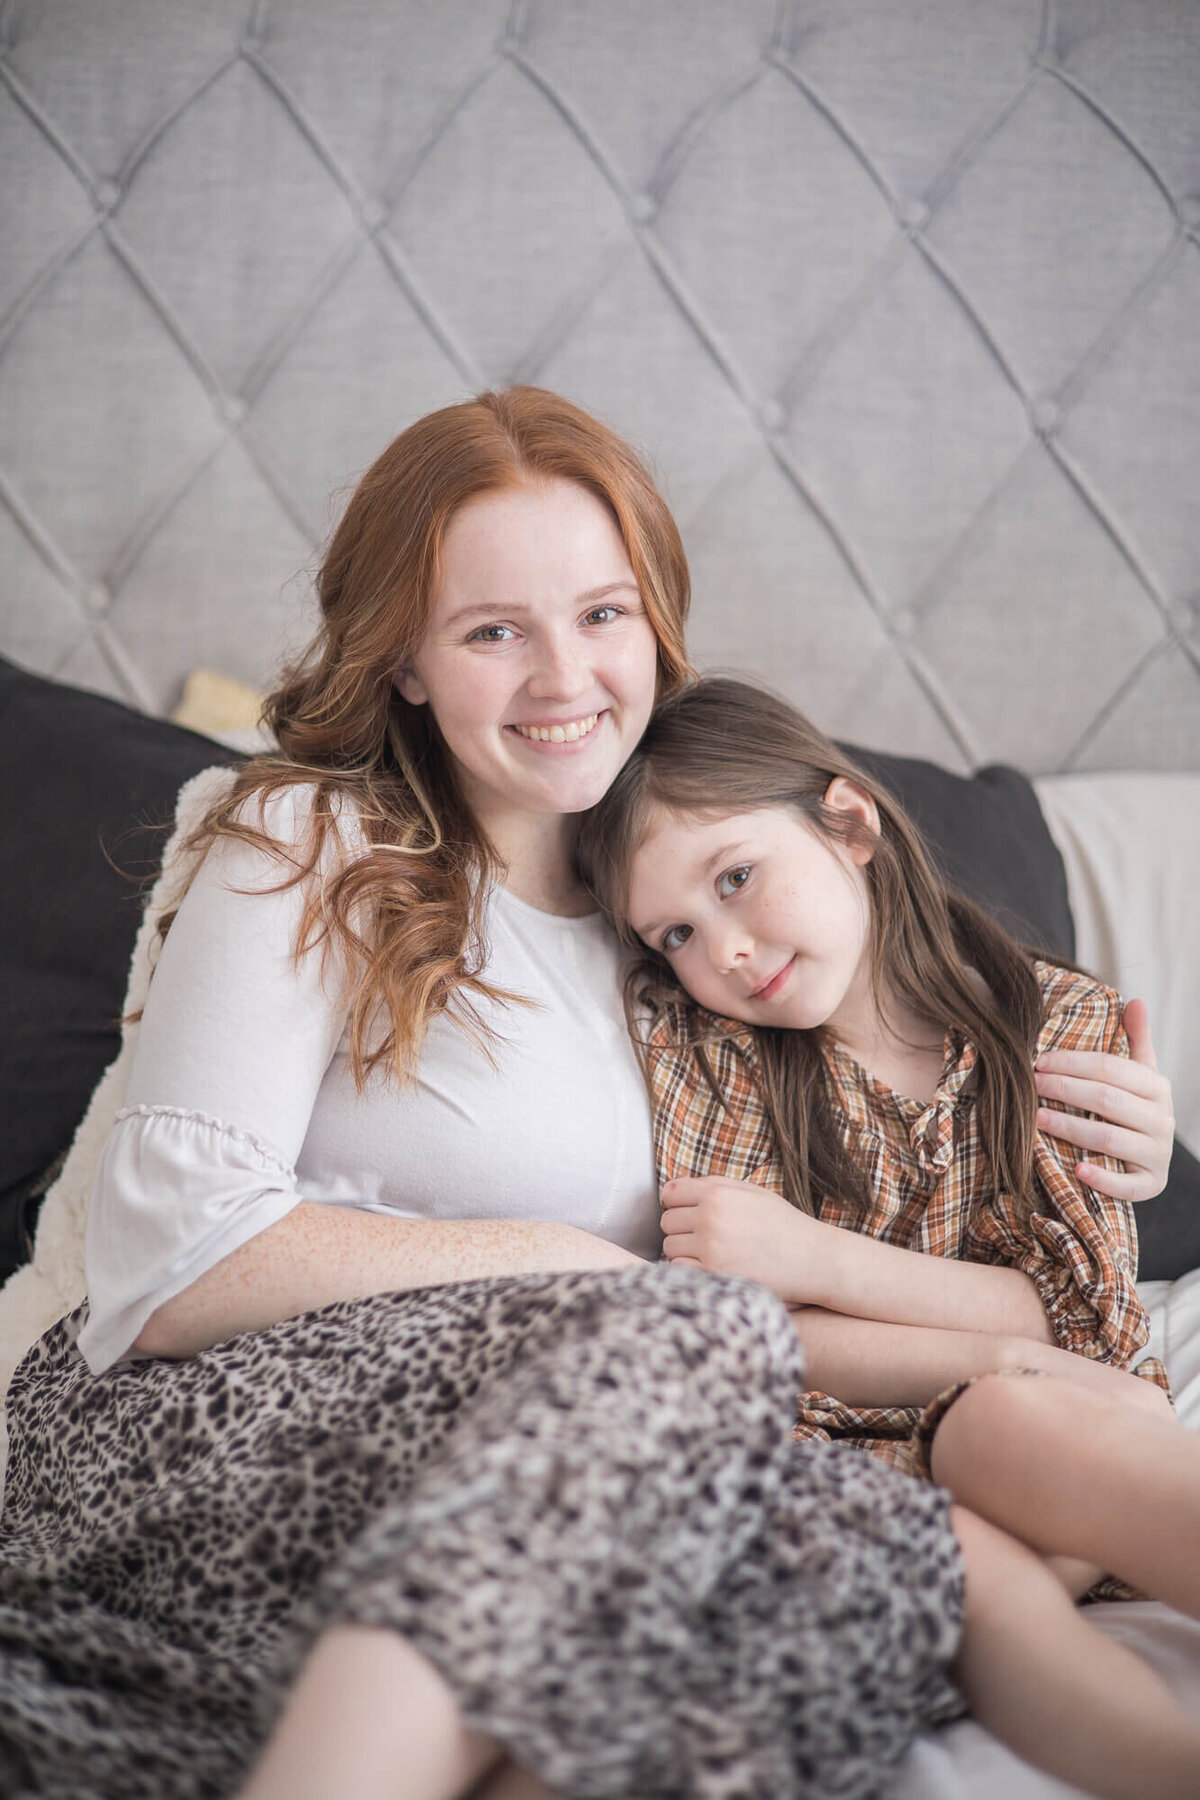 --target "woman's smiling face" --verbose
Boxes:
[626,794,879,1038]
[395,479,661,836]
